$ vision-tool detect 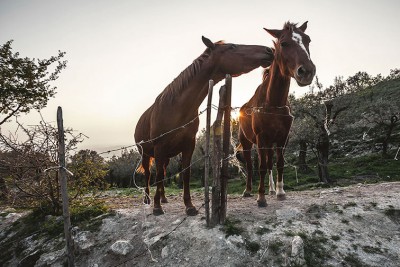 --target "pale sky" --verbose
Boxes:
[1,0,399,155]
